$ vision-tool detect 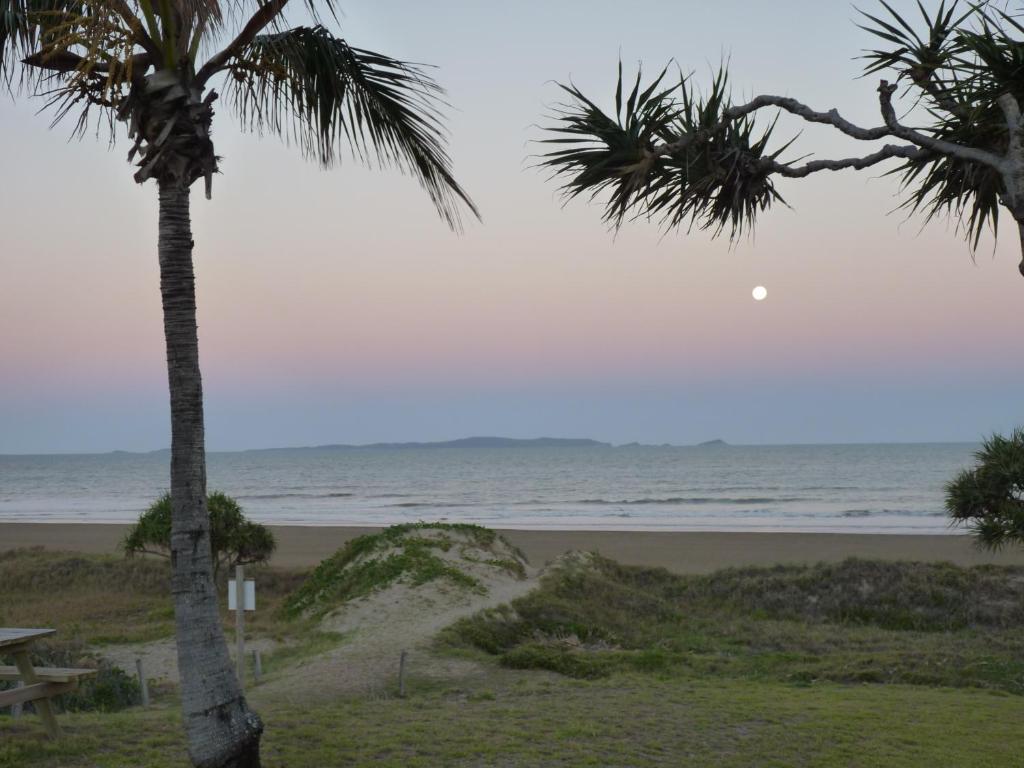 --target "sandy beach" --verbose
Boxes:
[3,522,1023,572]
